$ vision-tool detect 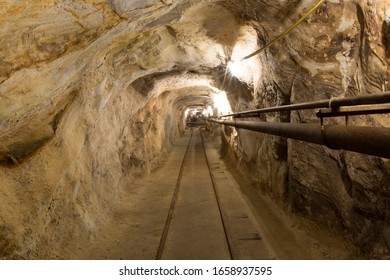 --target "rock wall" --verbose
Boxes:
[0,0,228,258]
[220,0,390,258]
